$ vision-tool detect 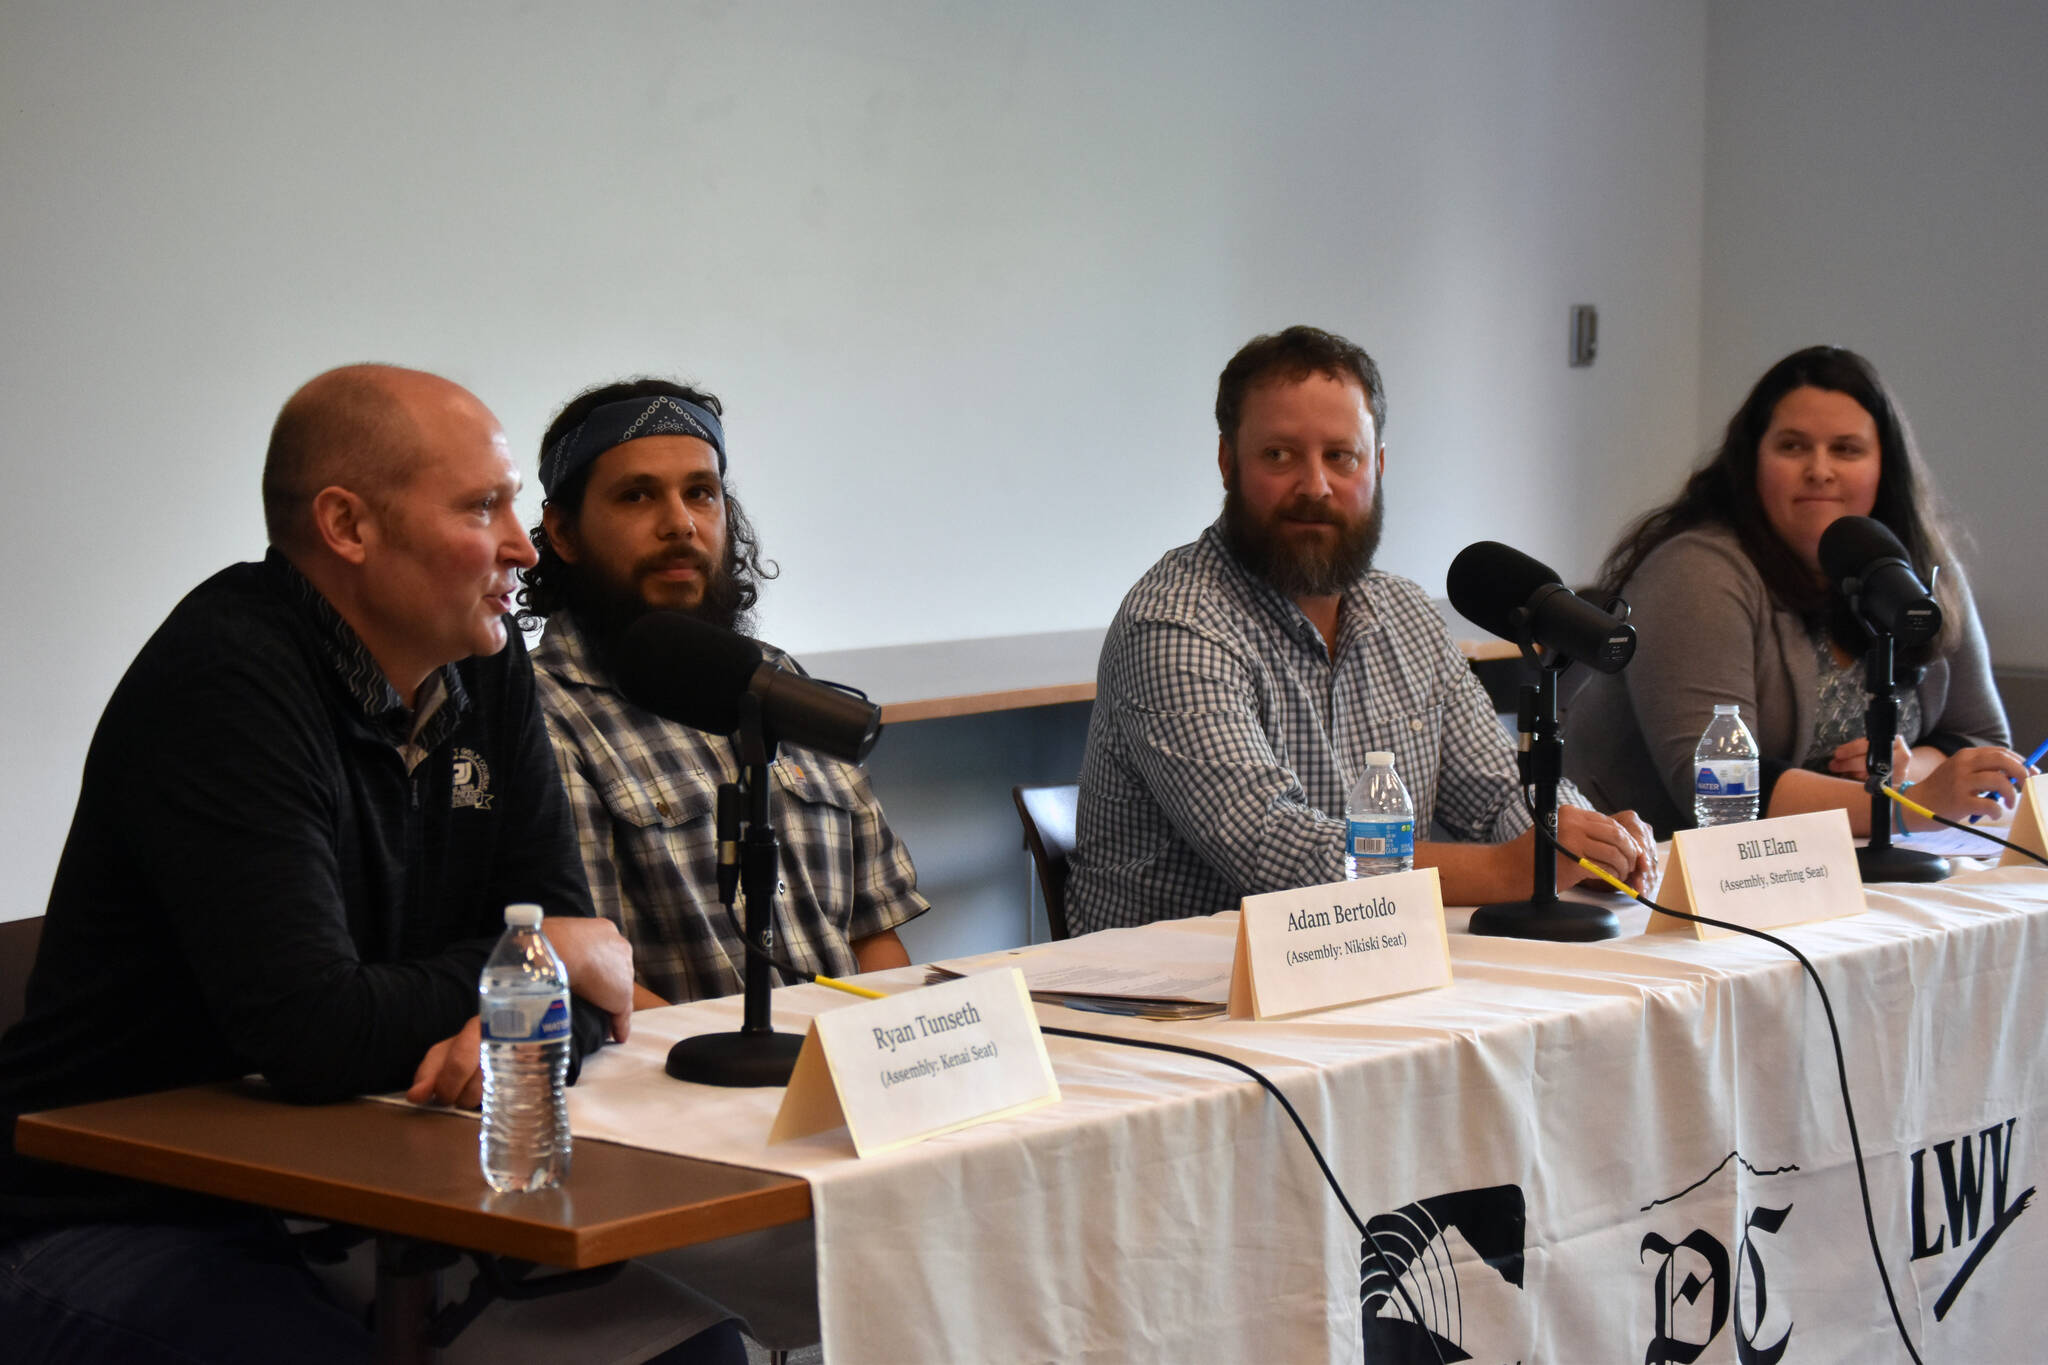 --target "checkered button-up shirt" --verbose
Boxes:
[1067,522,1585,933]
[532,611,928,1002]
